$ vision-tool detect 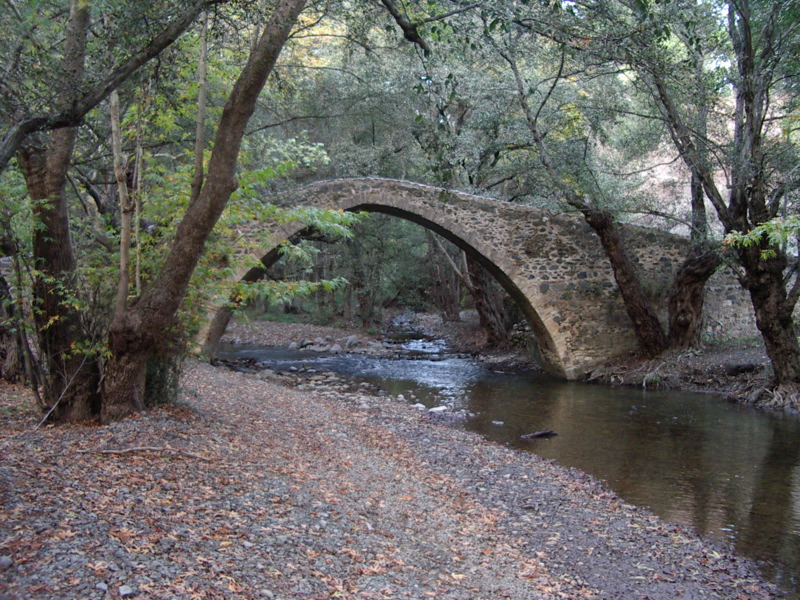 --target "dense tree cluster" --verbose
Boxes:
[0,0,798,420]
